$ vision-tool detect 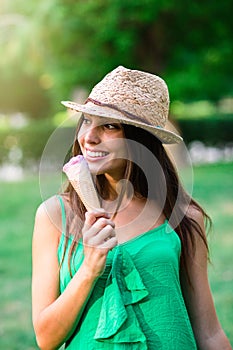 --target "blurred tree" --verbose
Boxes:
[0,70,51,118]
[0,1,51,118]
[0,0,232,118]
